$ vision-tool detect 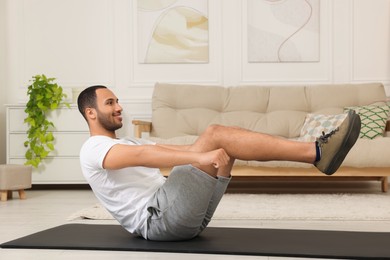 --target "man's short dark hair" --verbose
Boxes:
[77,85,107,121]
